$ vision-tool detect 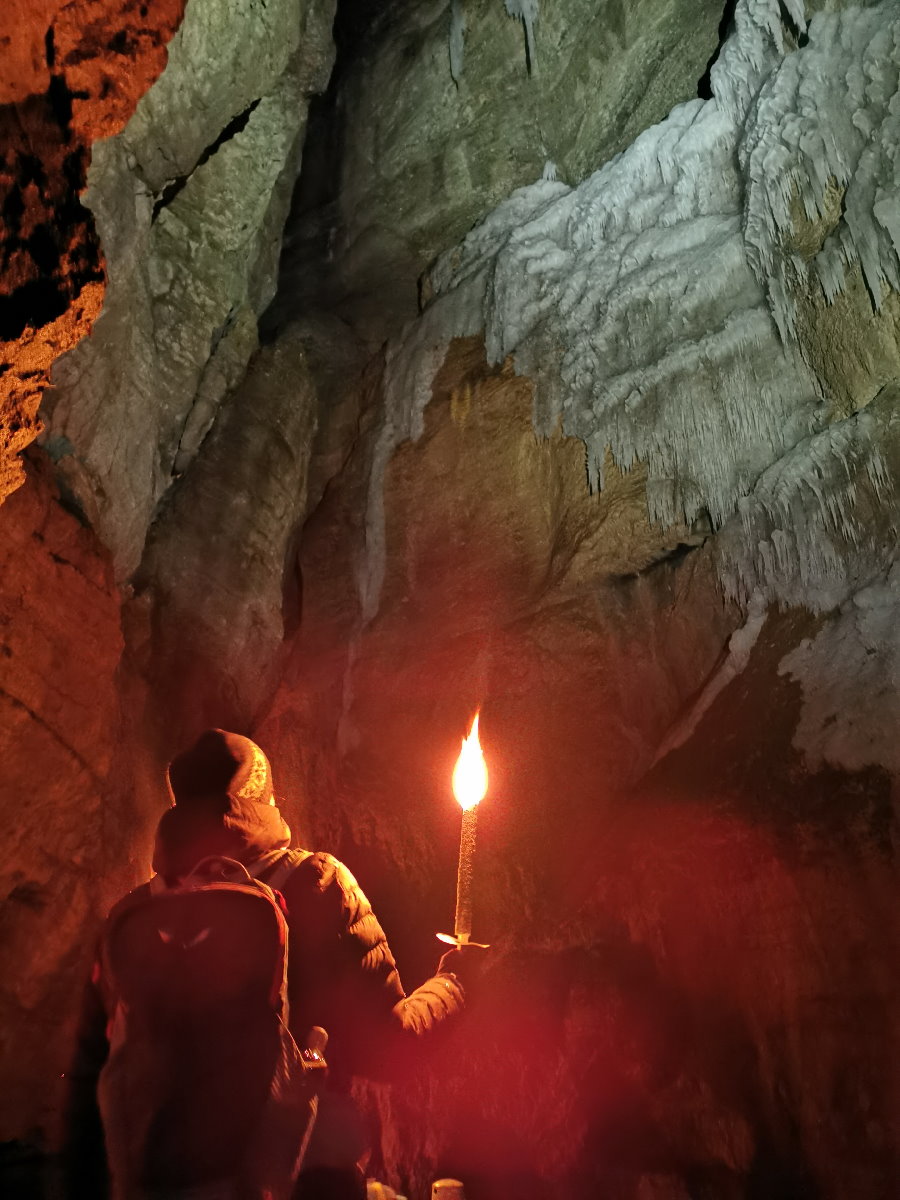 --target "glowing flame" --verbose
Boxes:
[452,713,488,811]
